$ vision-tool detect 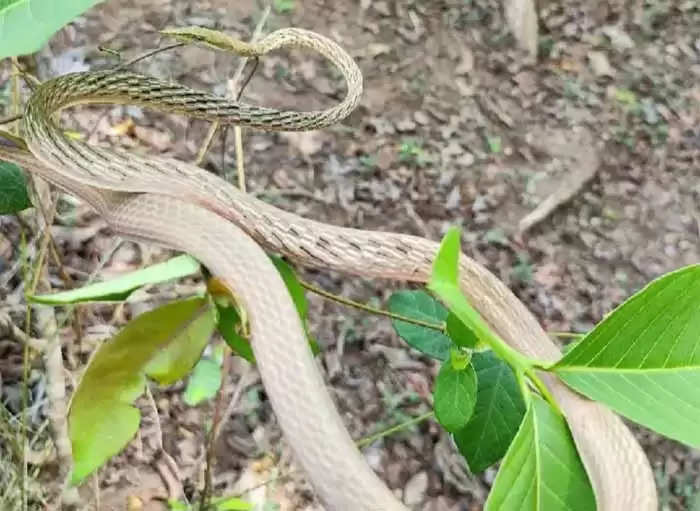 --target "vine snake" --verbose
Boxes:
[0,27,657,510]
